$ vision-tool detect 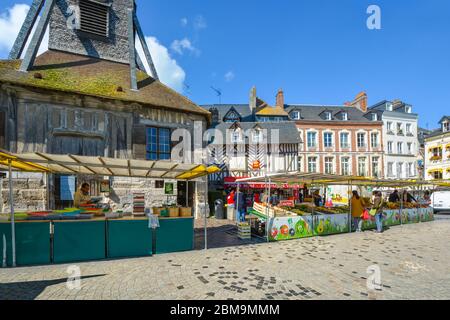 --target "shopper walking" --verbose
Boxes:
[351,190,365,232]
[372,191,386,234]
